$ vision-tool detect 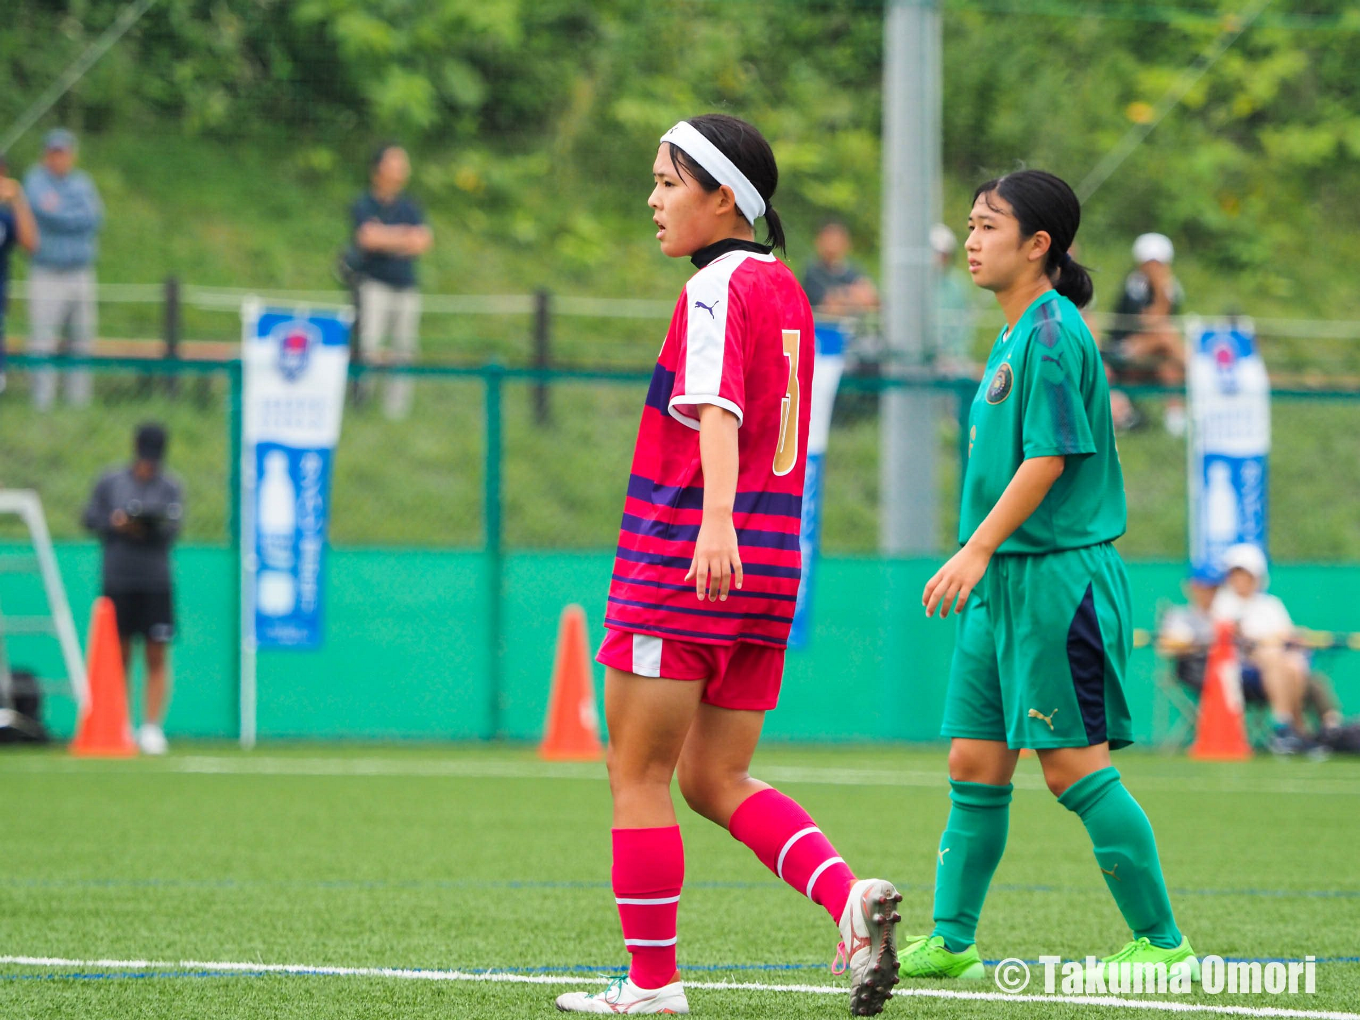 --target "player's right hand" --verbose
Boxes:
[686,516,743,602]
